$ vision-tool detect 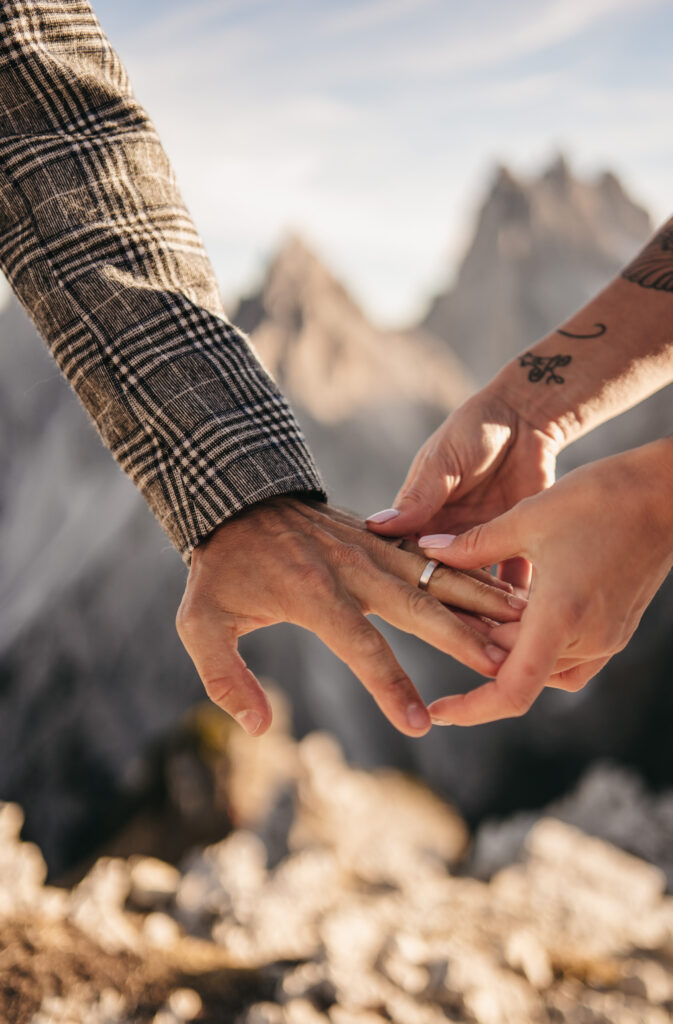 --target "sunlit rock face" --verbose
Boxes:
[234,234,475,423]
[420,154,653,385]
[1,156,673,877]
